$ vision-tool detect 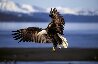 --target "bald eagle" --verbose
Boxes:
[12,8,68,51]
